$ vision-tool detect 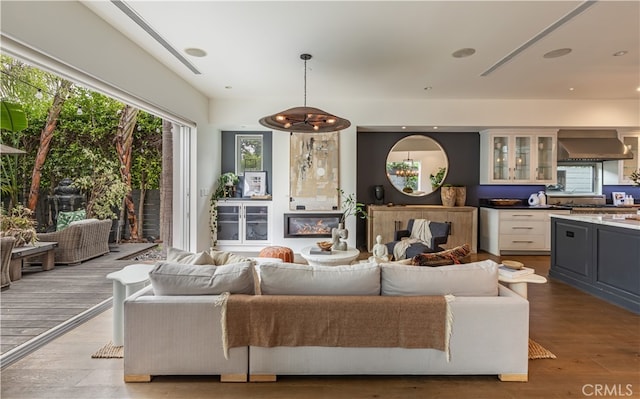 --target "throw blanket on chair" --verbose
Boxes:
[219,294,454,361]
[393,219,432,260]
